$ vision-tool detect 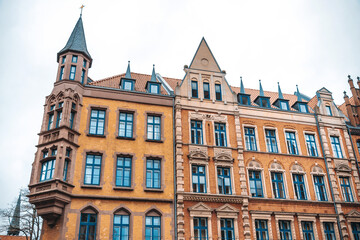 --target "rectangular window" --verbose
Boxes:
[244,127,257,151]
[314,175,327,201]
[66,148,72,157]
[203,82,210,99]
[357,141,360,155]
[323,222,335,240]
[340,176,353,202]
[81,69,85,84]
[146,159,161,189]
[122,79,134,91]
[271,172,285,199]
[72,102,76,110]
[191,81,198,98]
[305,134,318,157]
[192,165,206,193]
[217,167,232,194]
[51,148,57,156]
[40,159,56,182]
[326,106,332,116]
[255,220,269,240]
[83,59,87,68]
[43,150,48,158]
[69,65,76,80]
[113,215,129,240]
[50,104,55,111]
[215,84,222,101]
[72,55,78,63]
[293,174,307,200]
[265,129,278,153]
[280,101,289,110]
[220,218,234,240]
[238,94,250,105]
[147,115,161,140]
[286,132,298,155]
[79,213,96,240]
[149,83,160,94]
[259,97,270,108]
[302,221,314,240]
[63,160,69,181]
[330,136,343,158]
[62,56,66,64]
[47,113,54,130]
[279,220,292,240]
[84,155,101,185]
[215,123,227,147]
[59,66,64,80]
[56,110,62,128]
[299,103,308,113]
[191,120,203,144]
[352,222,360,240]
[58,102,64,108]
[89,109,105,135]
[119,112,134,138]
[69,112,75,129]
[116,156,132,187]
[145,216,161,240]
[249,170,263,197]
[194,217,208,240]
